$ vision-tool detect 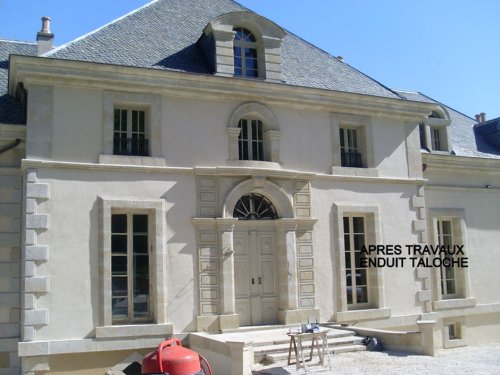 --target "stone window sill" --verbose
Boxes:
[227,160,281,169]
[95,323,173,339]
[335,307,391,322]
[433,297,476,310]
[331,166,378,177]
[99,154,166,167]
